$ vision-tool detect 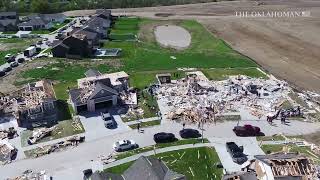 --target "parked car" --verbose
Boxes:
[226,142,247,164]
[17,58,25,63]
[83,169,93,180]
[113,140,138,152]
[4,54,12,60]
[0,71,5,77]
[154,132,176,143]
[101,112,116,129]
[37,40,43,45]
[179,128,201,139]
[10,62,18,68]
[233,124,262,137]
[4,66,12,72]
[5,55,16,63]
